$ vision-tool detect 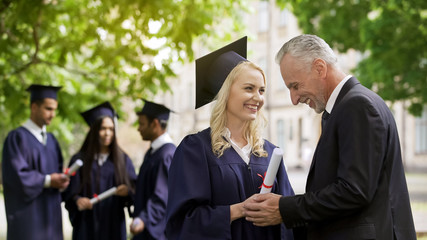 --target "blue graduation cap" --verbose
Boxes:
[195,36,247,109]
[26,84,62,102]
[81,101,117,126]
[137,99,172,121]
